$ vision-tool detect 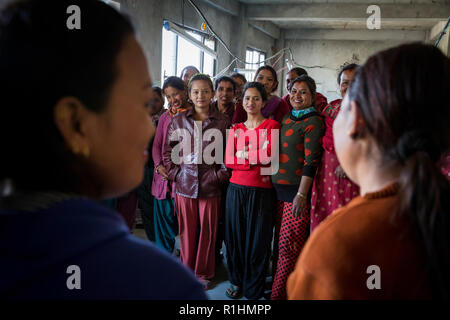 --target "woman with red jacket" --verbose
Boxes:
[224,82,280,300]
